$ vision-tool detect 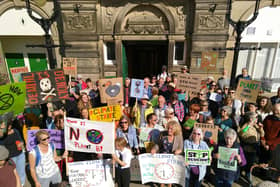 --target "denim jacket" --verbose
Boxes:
[116,126,139,149]
[184,139,209,181]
